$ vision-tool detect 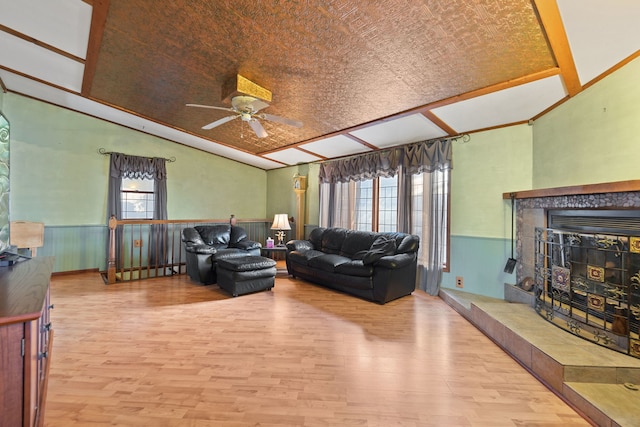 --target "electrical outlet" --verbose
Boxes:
[134,239,143,248]
[455,276,464,288]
